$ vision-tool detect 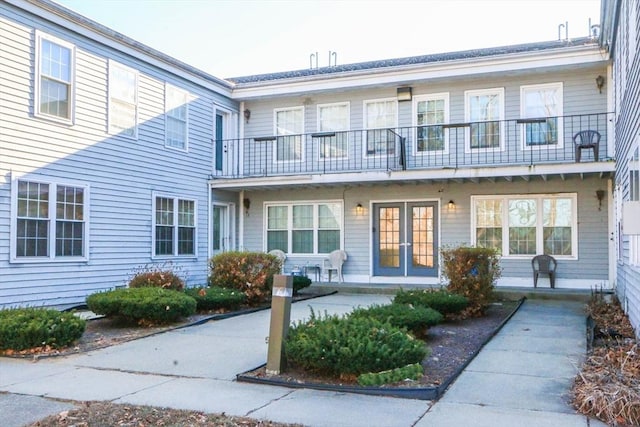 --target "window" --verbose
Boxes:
[12,179,87,261]
[465,88,504,151]
[630,145,640,266]
[472,194,577,258]
[275,107,304,162]
[414,93,449,153]
[364,99,397,156]
[266,202,342,254]
[153,195,196,257]
[109,61,138,138]
[35,31,74,122]
[165,84,189,150]
[317,102,349,159]
[520,83,563,148]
